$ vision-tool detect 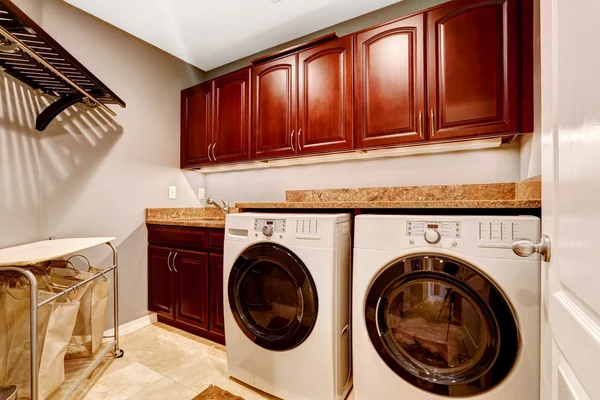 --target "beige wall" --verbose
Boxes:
[0,74,42,247]
[6,0,205,324]
[206,142,523,204]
